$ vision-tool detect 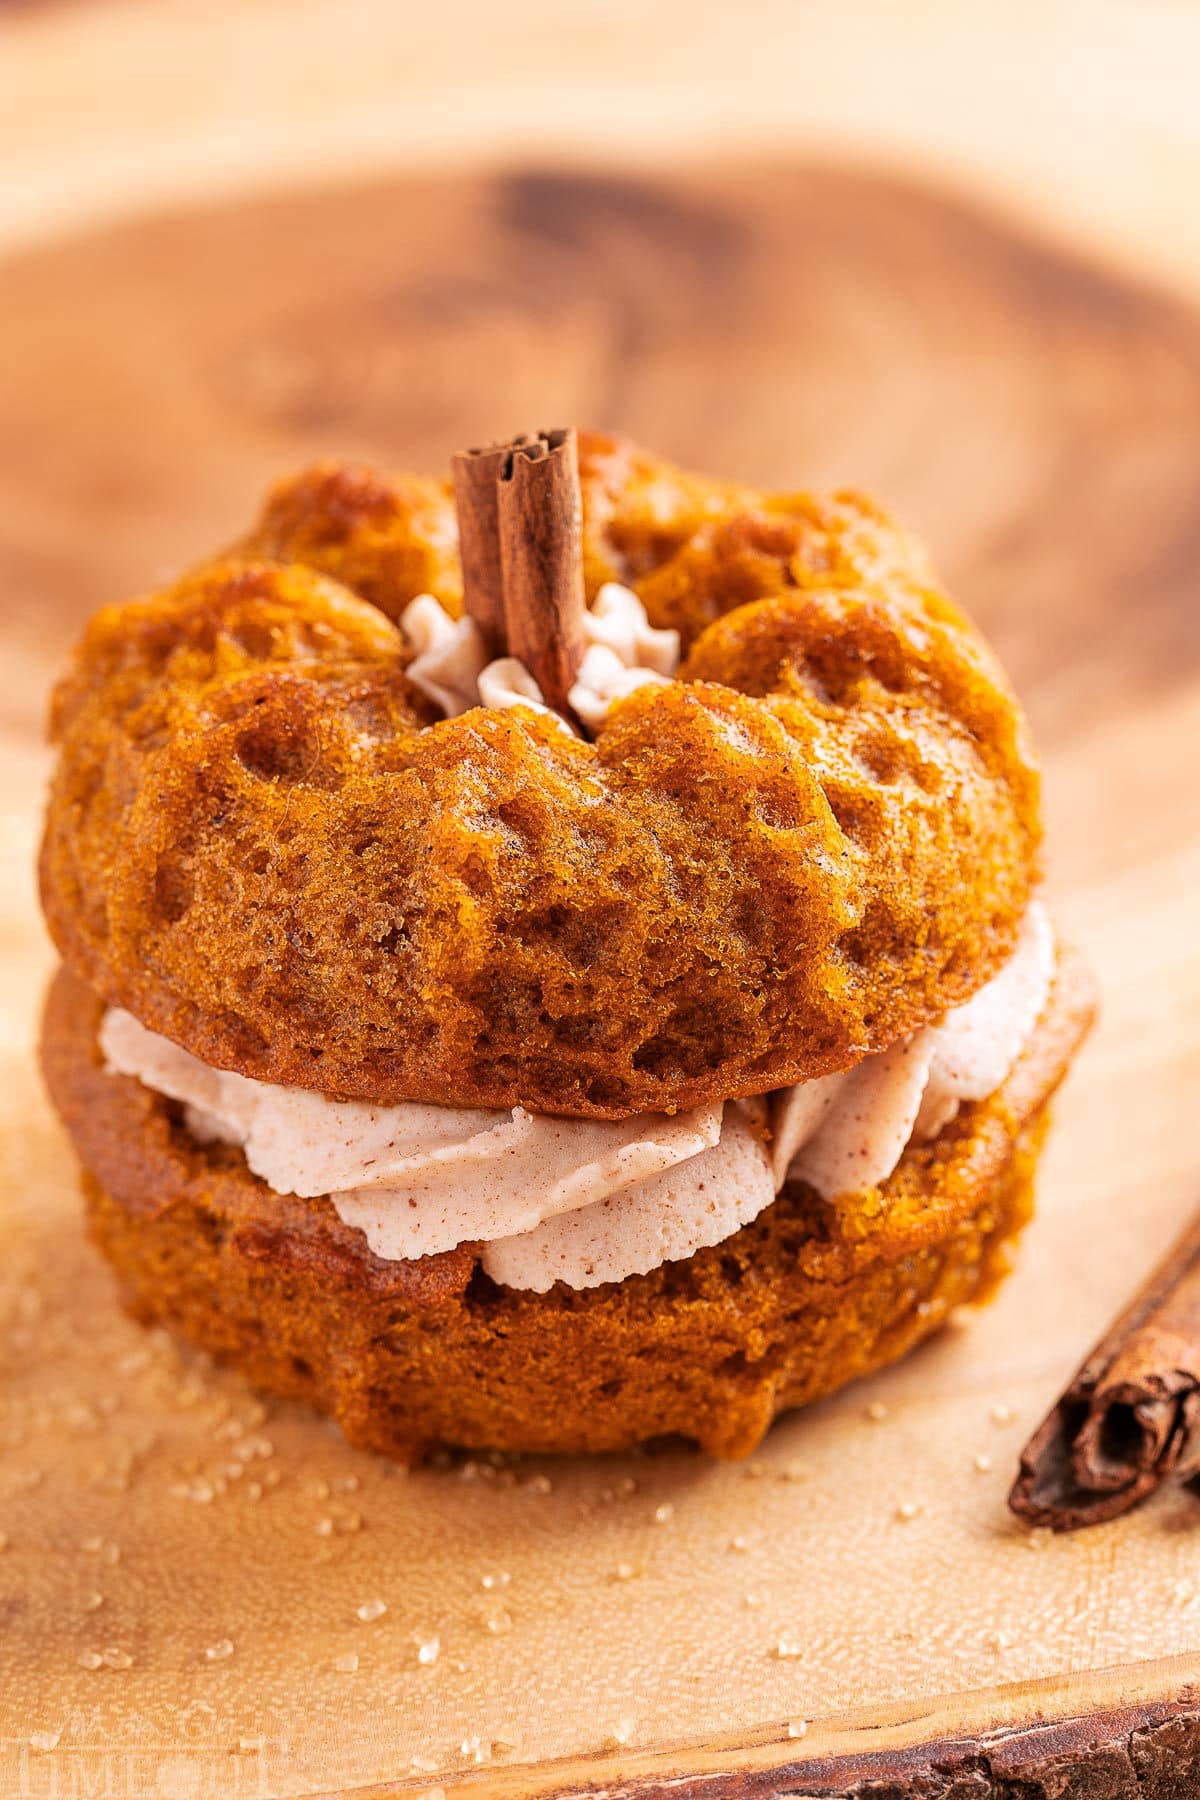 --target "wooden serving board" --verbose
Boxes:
[2,161,1200,1799]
